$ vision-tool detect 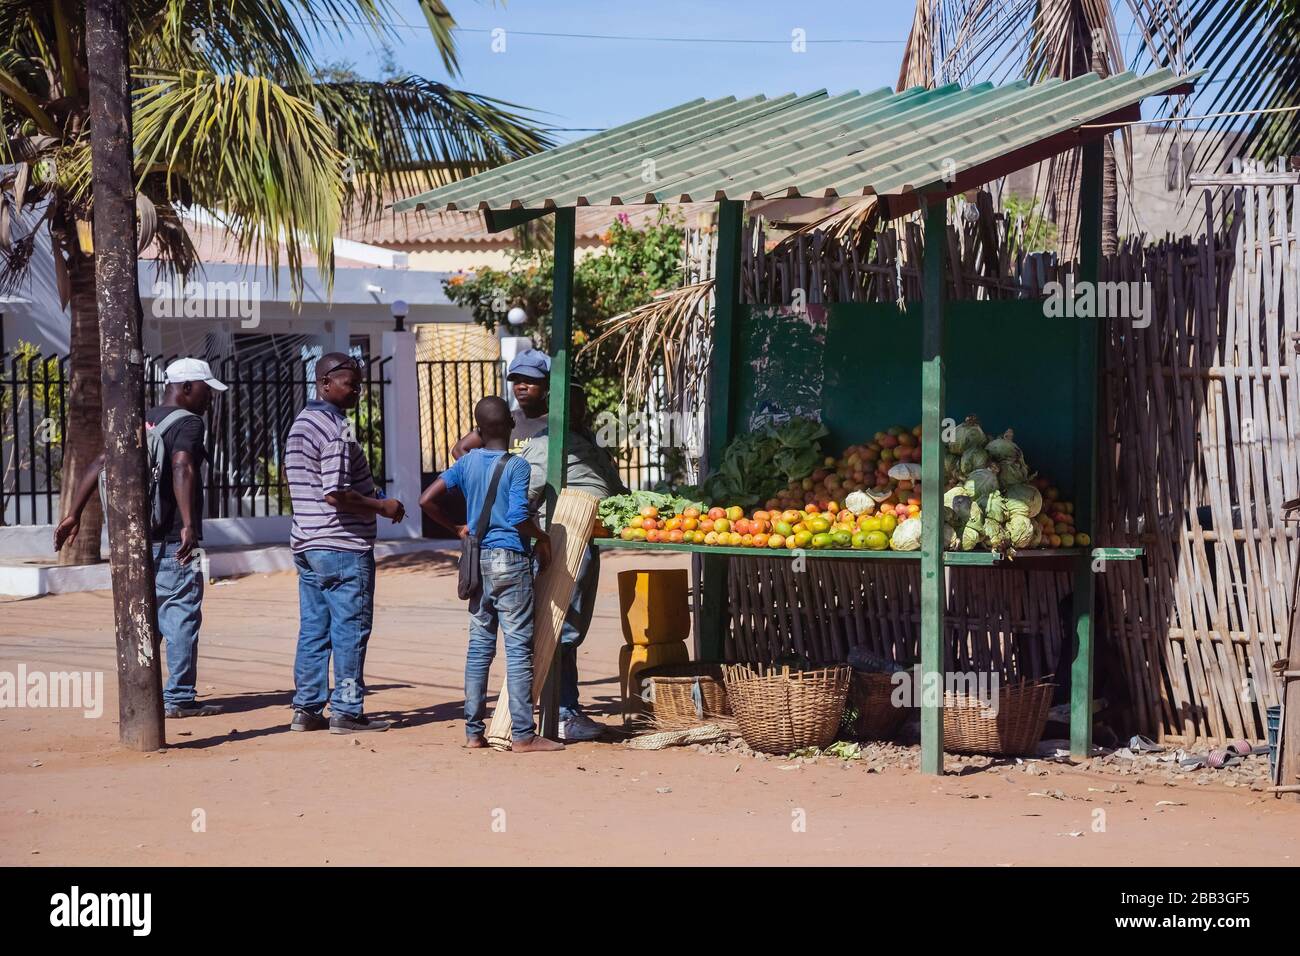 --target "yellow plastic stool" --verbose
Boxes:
[617,568,691,646]
[620,641,690,718]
